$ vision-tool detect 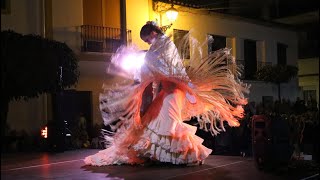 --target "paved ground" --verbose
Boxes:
[1,149,318,180]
